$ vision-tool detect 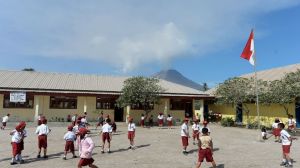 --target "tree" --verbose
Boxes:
[261,69,300,116]
[22,68,35,71]
[116,76,165,116]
